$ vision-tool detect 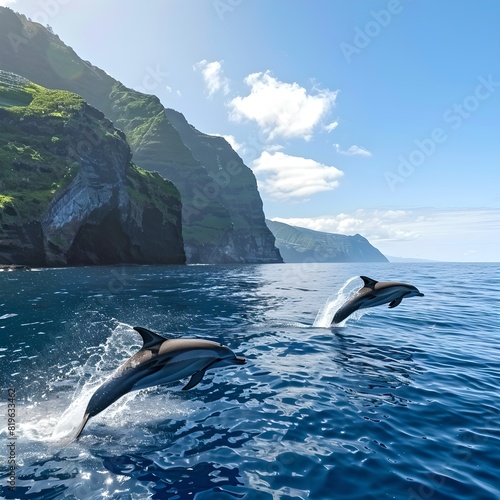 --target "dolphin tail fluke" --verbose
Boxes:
[54,413,90,447]
[71,413,91,442]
